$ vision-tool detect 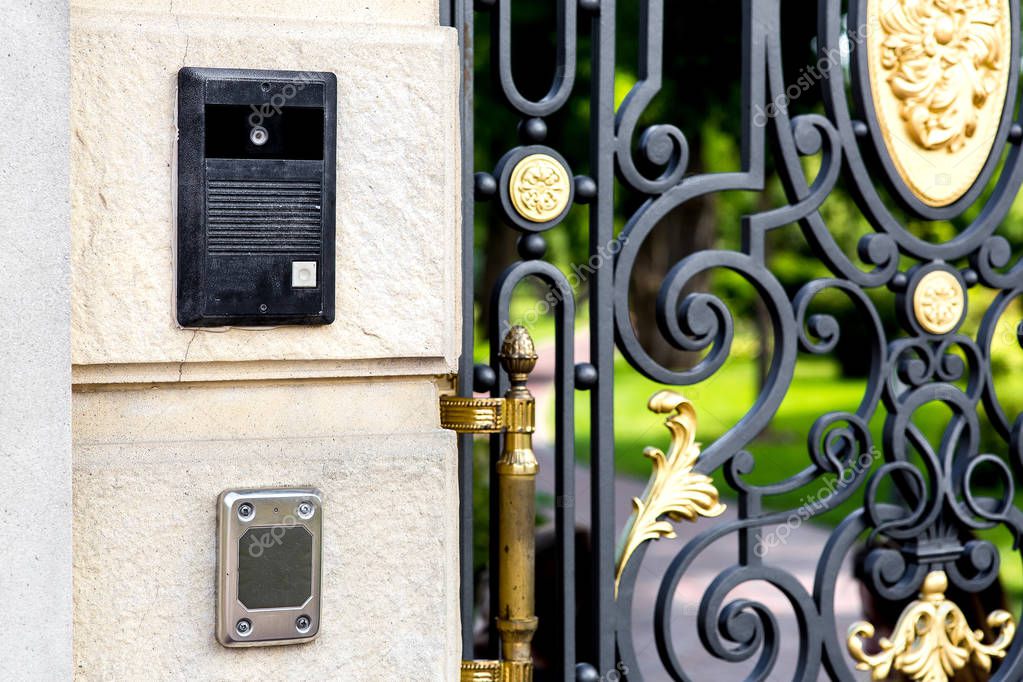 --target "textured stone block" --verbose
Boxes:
[71,8,460,374]
[73,380,460,679]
